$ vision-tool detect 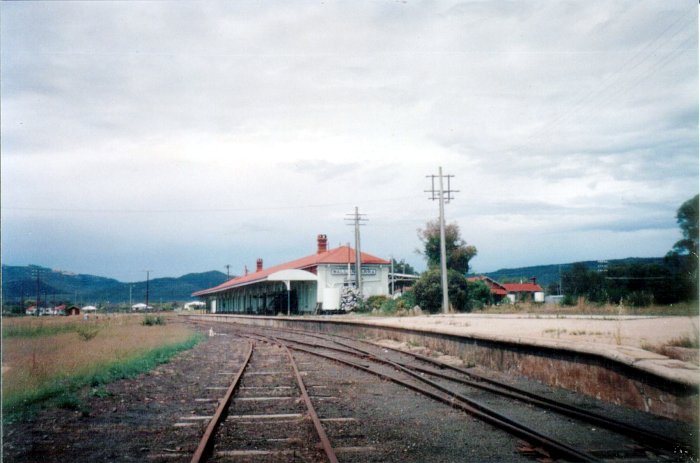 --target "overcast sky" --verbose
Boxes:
[2,1,697,283]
